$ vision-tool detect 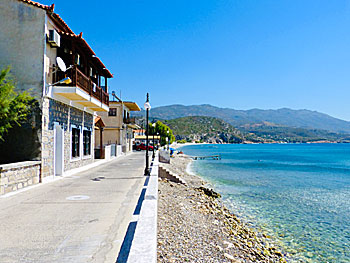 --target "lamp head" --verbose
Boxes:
[144,102,151,110]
